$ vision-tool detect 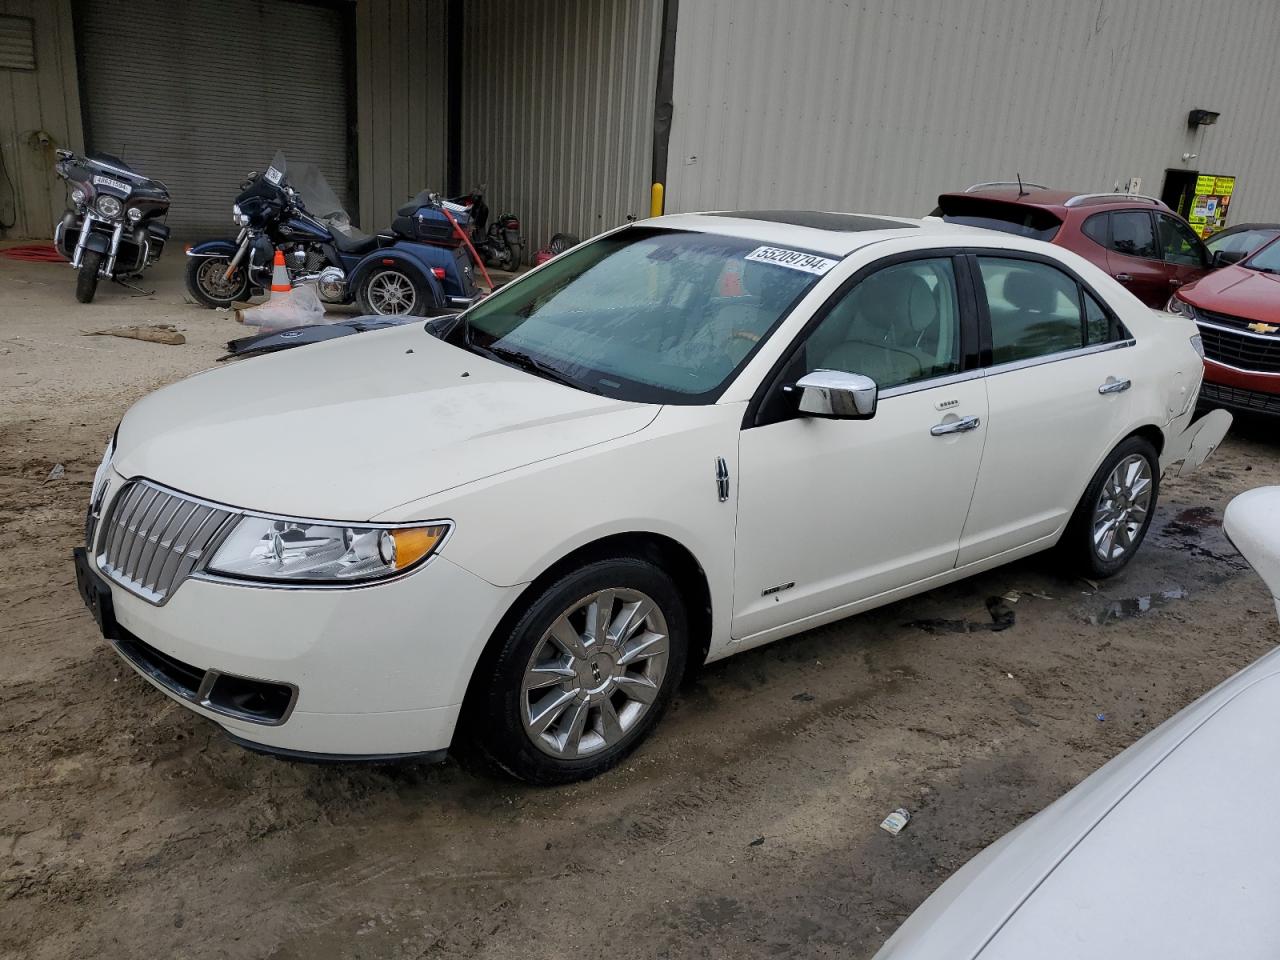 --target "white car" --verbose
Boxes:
[74,211,1230,782]
[872,486,1280,960]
